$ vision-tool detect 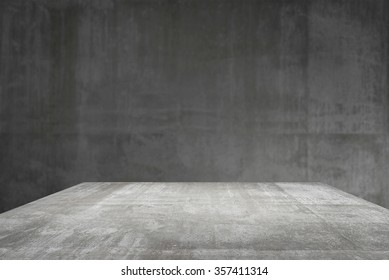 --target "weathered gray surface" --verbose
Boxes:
[0,0,389,213]
[1,182,389,260]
